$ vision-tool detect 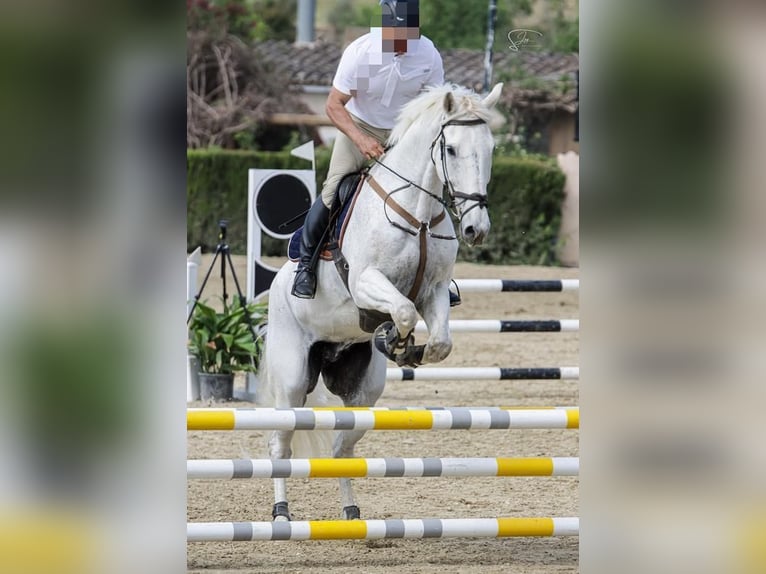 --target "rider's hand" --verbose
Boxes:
[354,134,385,160]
